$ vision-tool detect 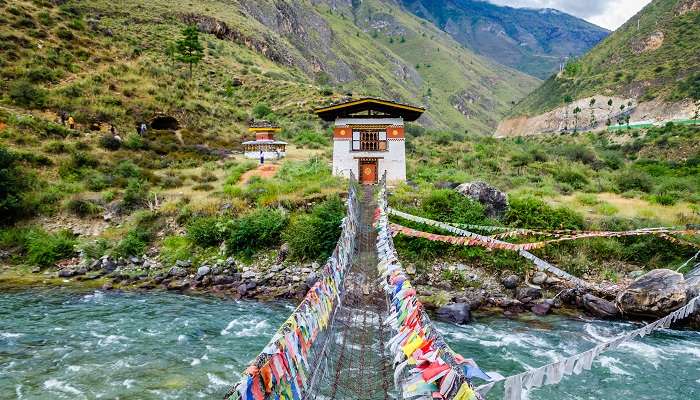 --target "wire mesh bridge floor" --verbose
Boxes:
[304,186,393,400]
